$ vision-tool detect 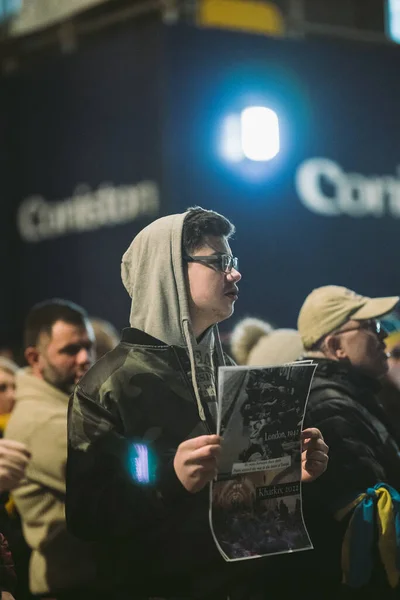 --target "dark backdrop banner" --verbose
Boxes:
[6,18,163,342]
[4,22,400,344]
[0,79,18,346]
[164,25,400,331]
